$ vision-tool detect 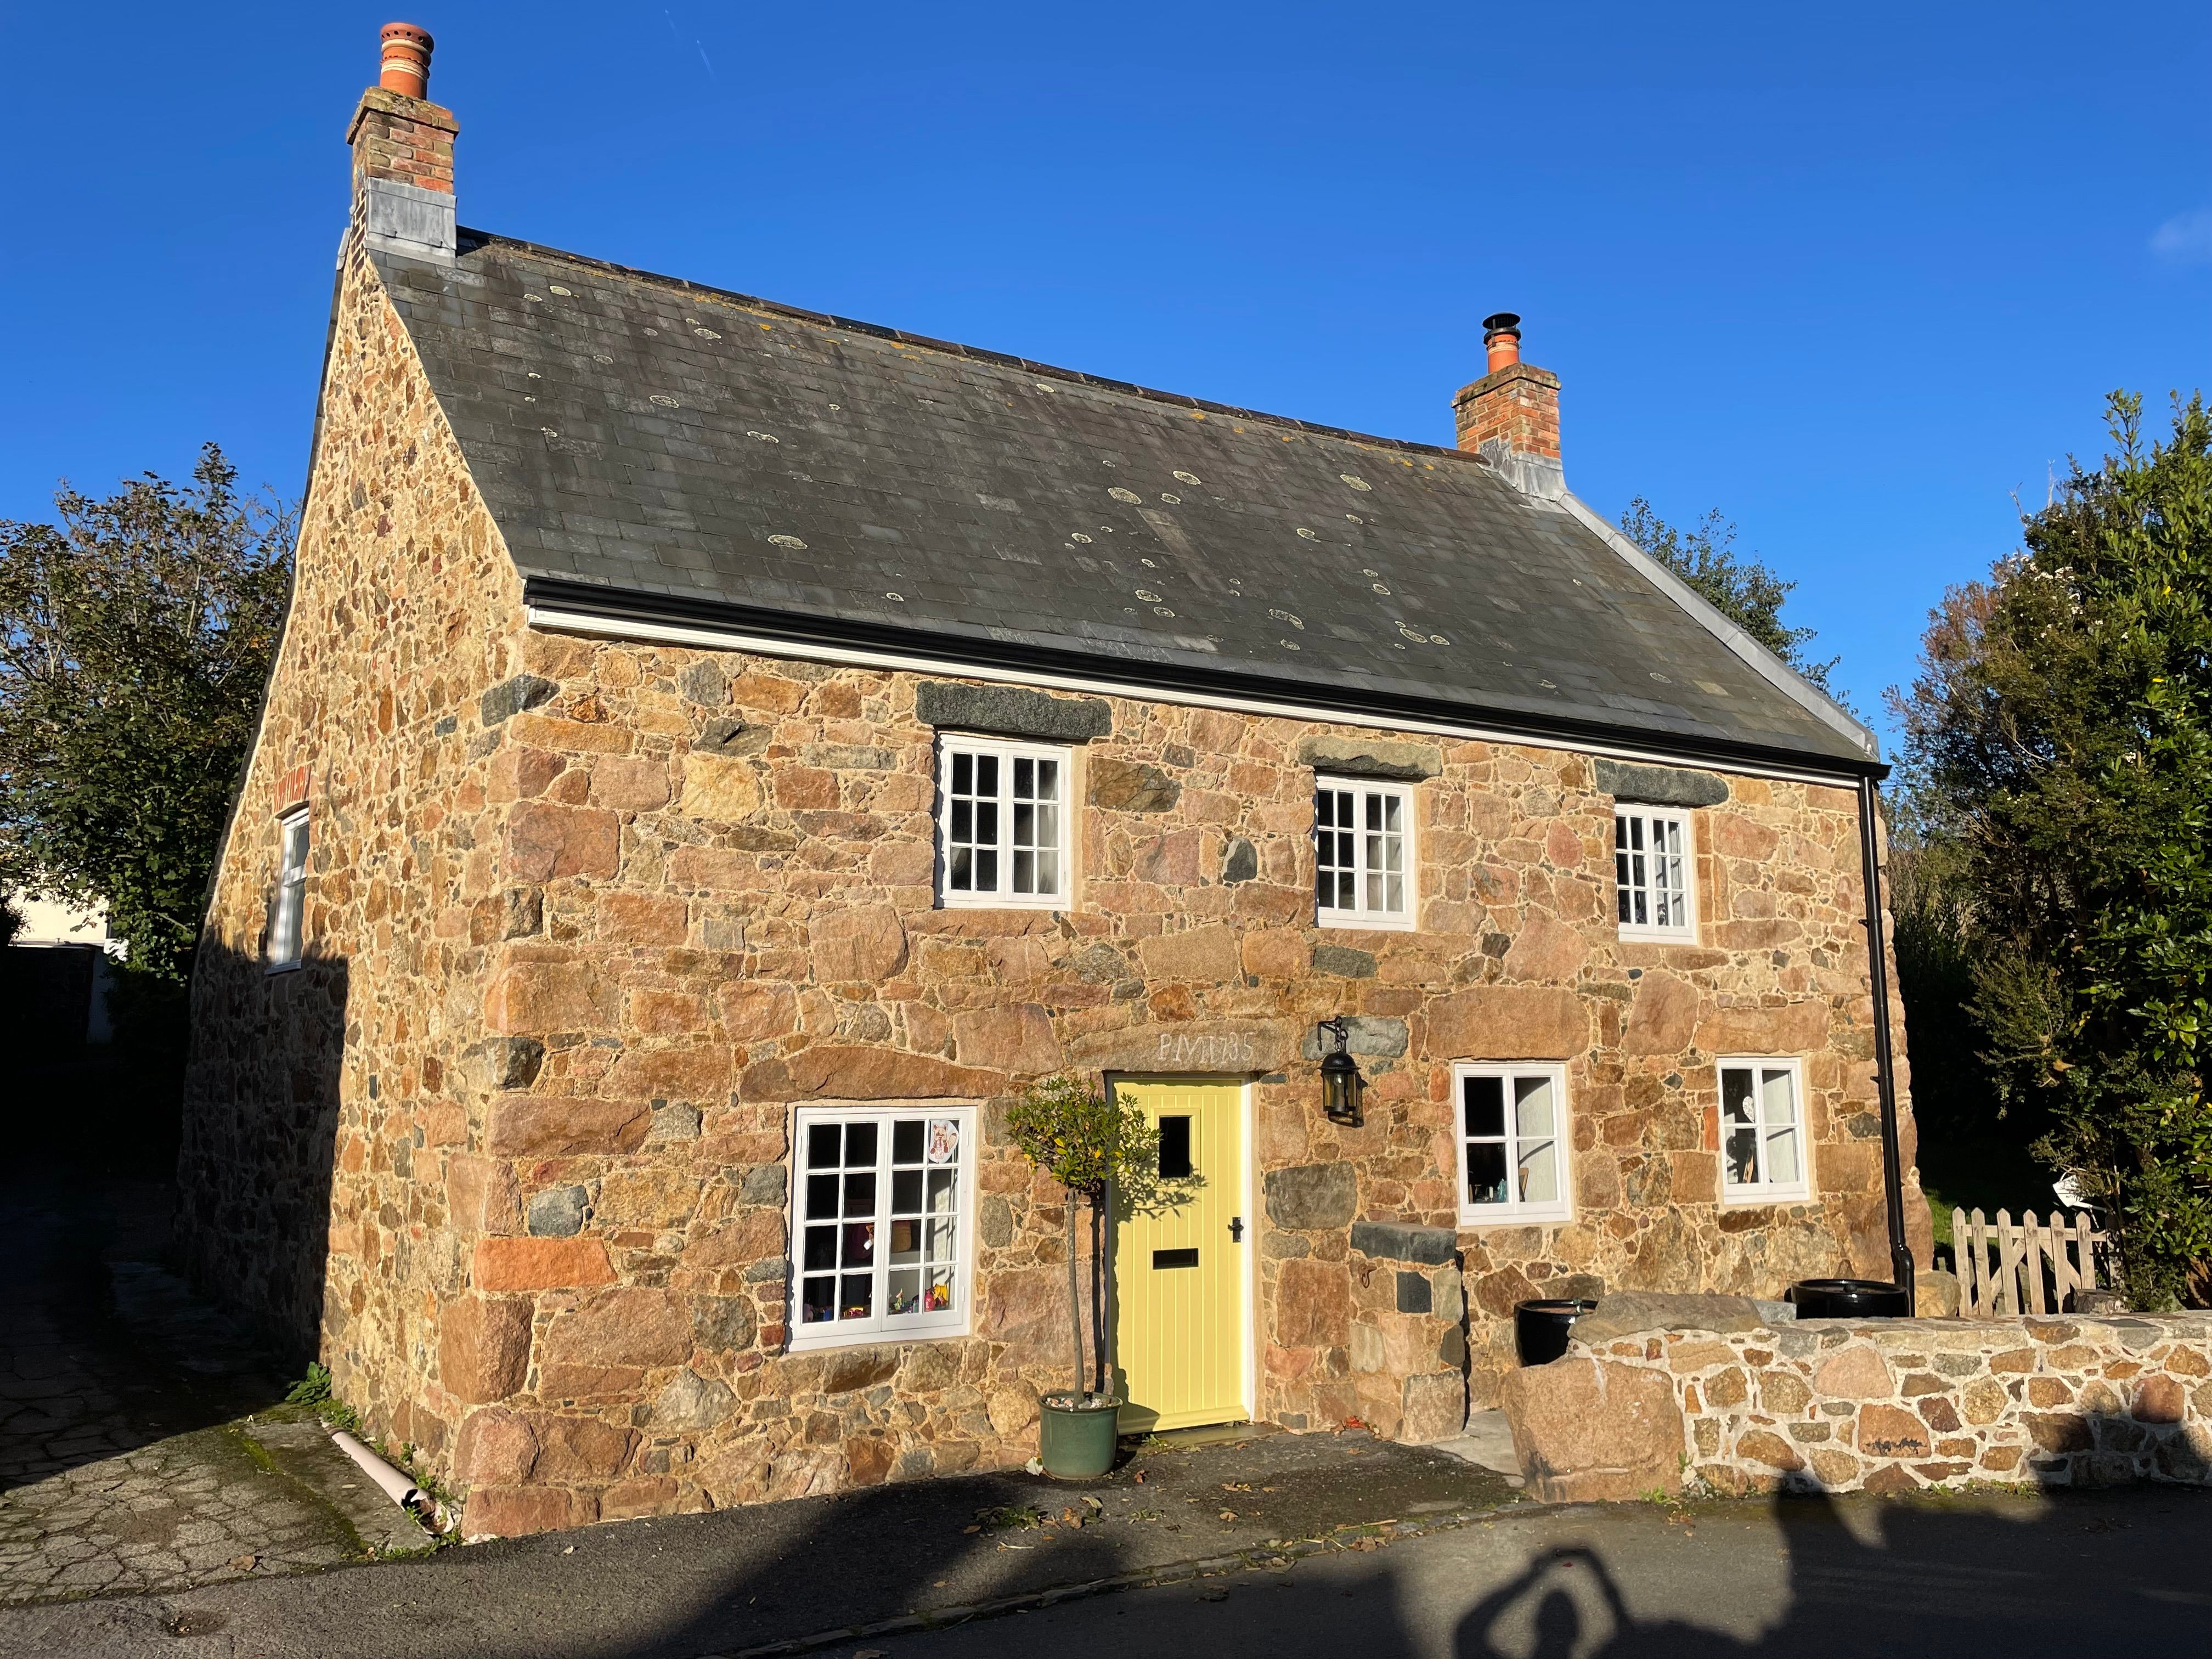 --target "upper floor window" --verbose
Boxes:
[790,1105,974,1352]
[1719,1059,1810,1205]
[266,809,309,970]
[1615,806,1695,941]
[938,737,1069,909]
[1454,1063,1572,1225]
[1315,778,1414,929]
